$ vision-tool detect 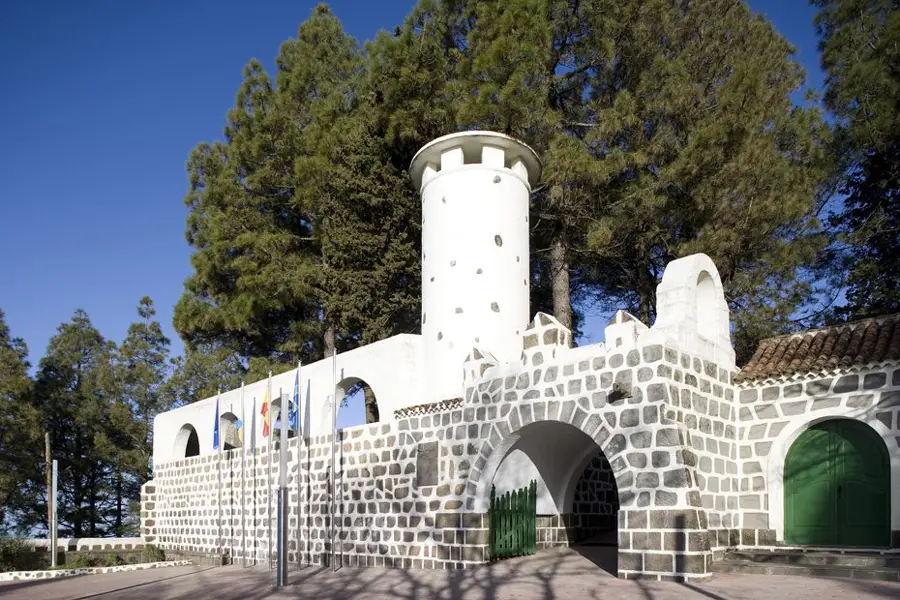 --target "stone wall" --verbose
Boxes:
[736,365,900,547]
[571,453,619,542]
[653,348,741,550]
[143,312,753,582]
